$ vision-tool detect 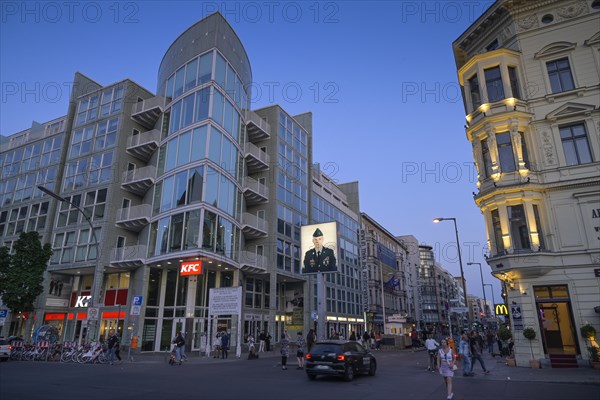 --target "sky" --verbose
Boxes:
[0,0,502,303]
